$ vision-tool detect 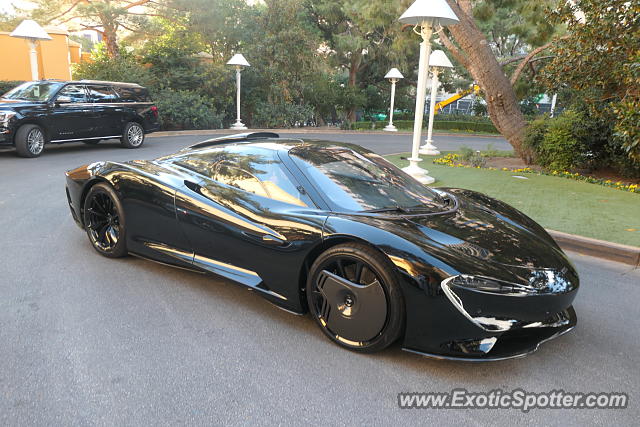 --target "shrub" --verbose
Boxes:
[72,43,151,86]
[526,111,588,171]
[613,97,640,163]
[350,120,498,133]
[459,146,475,162]
[252,102,314,128]
[523,116,549,155]
[154,89,223,130]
